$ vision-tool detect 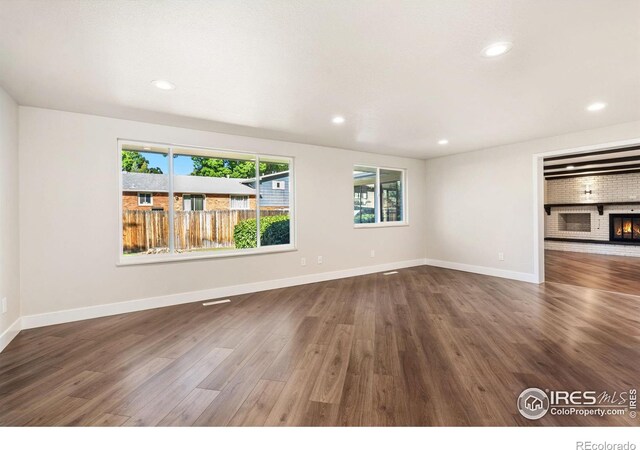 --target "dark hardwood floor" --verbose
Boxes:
[546,249,640,296]
[1,265,638,426]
